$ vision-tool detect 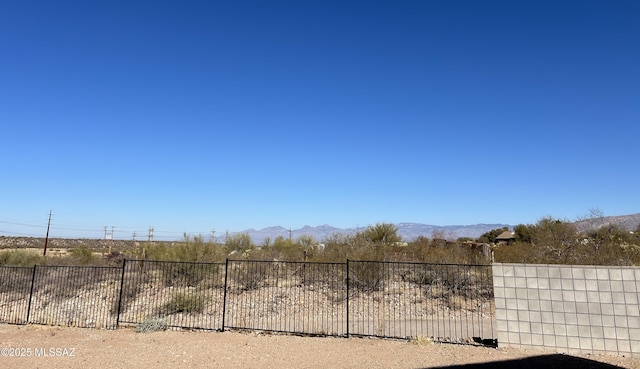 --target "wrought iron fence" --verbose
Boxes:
[0,266,33,324]
[224,260,347,336]
[27,265,121,329]
[0,259,496,343]
[347,261,494,342]
[116,259,226,330]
